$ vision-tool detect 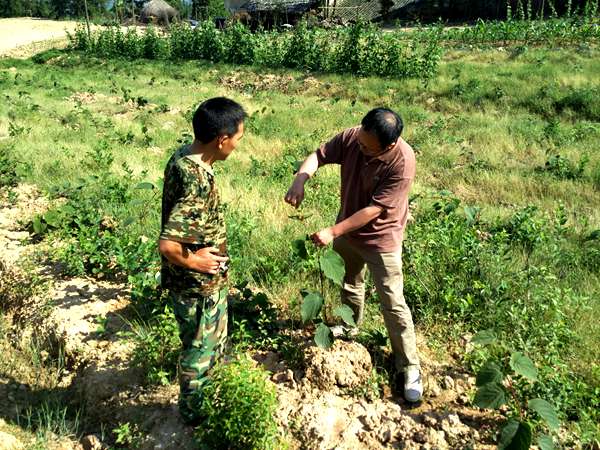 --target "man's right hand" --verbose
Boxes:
[192,247,229,275]
[284,180,305,208]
